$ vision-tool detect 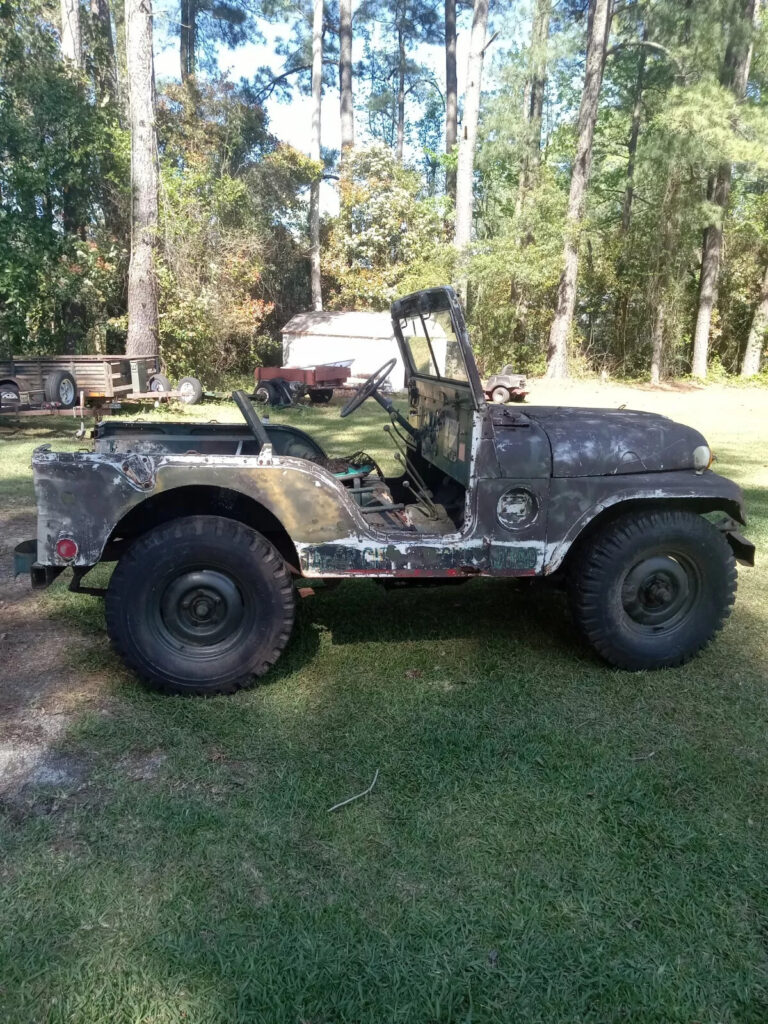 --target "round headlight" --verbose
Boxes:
[693,445,712,471]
